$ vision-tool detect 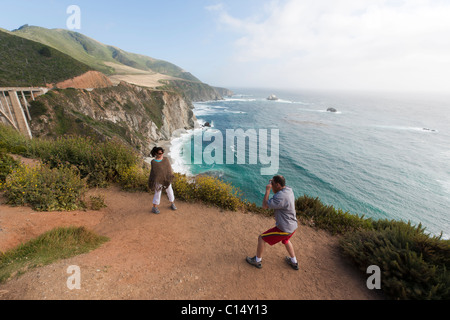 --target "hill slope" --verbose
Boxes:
[0,30,92,87]
[12,25,200,82]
